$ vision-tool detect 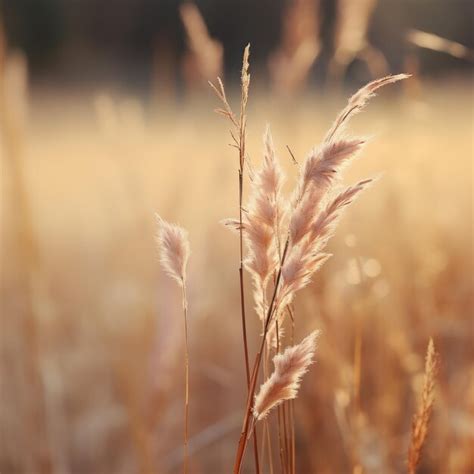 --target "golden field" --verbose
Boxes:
[1,79,473,474]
